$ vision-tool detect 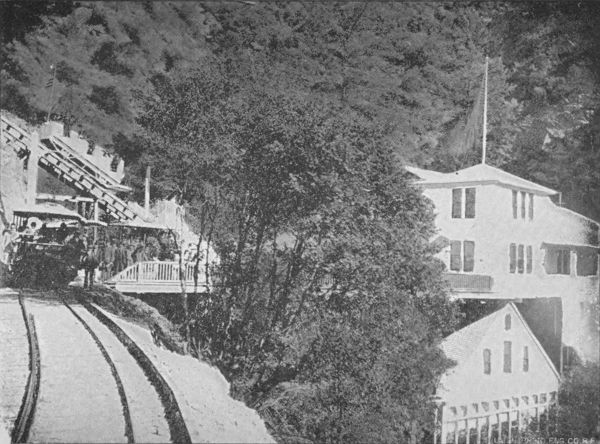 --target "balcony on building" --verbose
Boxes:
[444,273,494,293]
